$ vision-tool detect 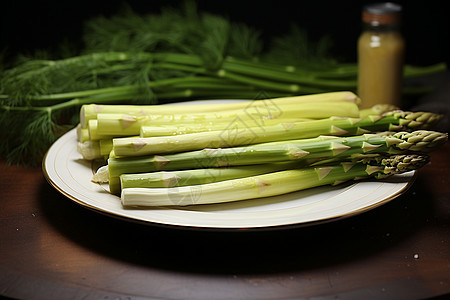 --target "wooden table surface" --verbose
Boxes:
[1,142,449,300]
